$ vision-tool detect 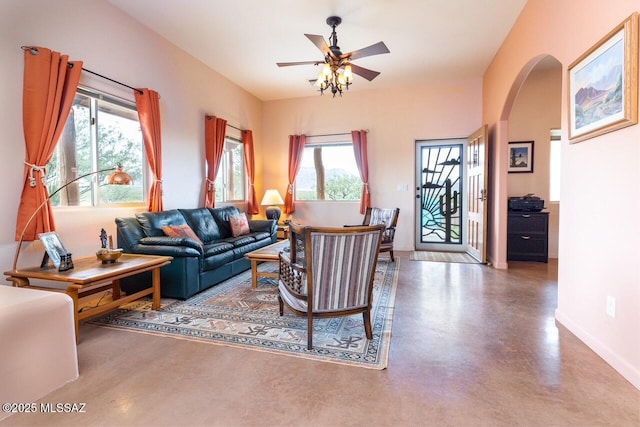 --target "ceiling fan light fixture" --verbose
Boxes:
[277,16,389,98]
[322,63,331,76]
[344,64,353,83]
